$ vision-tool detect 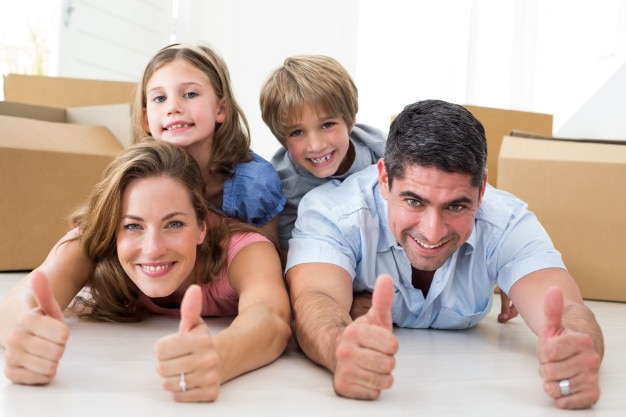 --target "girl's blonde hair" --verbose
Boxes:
[70,141,262,322]
[132,43,252,178]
